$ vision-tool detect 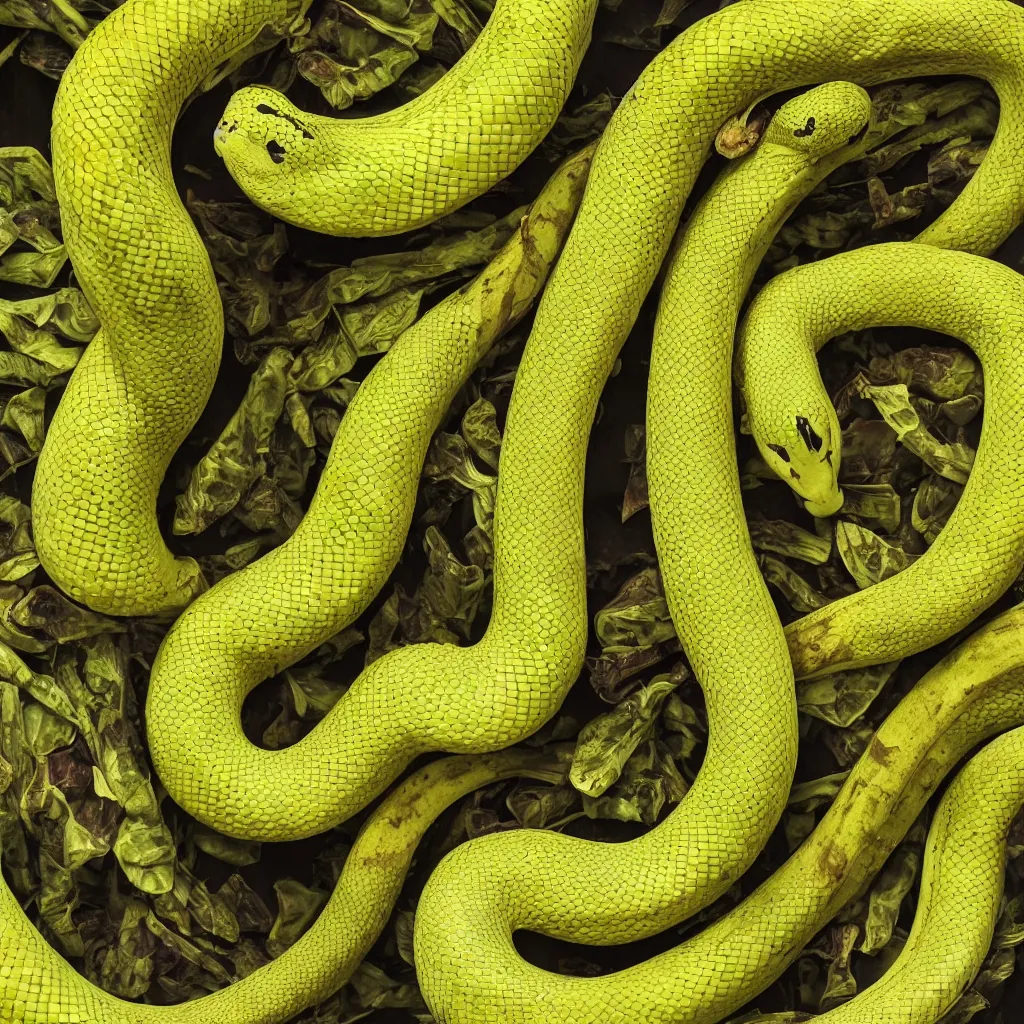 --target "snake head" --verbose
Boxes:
[758,408,844,518]
[215,86,318,199]
[760,81,872,162]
